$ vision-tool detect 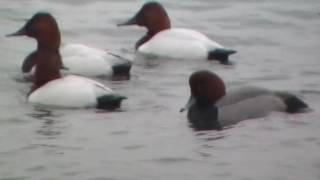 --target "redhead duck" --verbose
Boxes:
[181,70,309,130]
[118,1,236,64]
[7,12,126,109]
[16,14,131,78]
